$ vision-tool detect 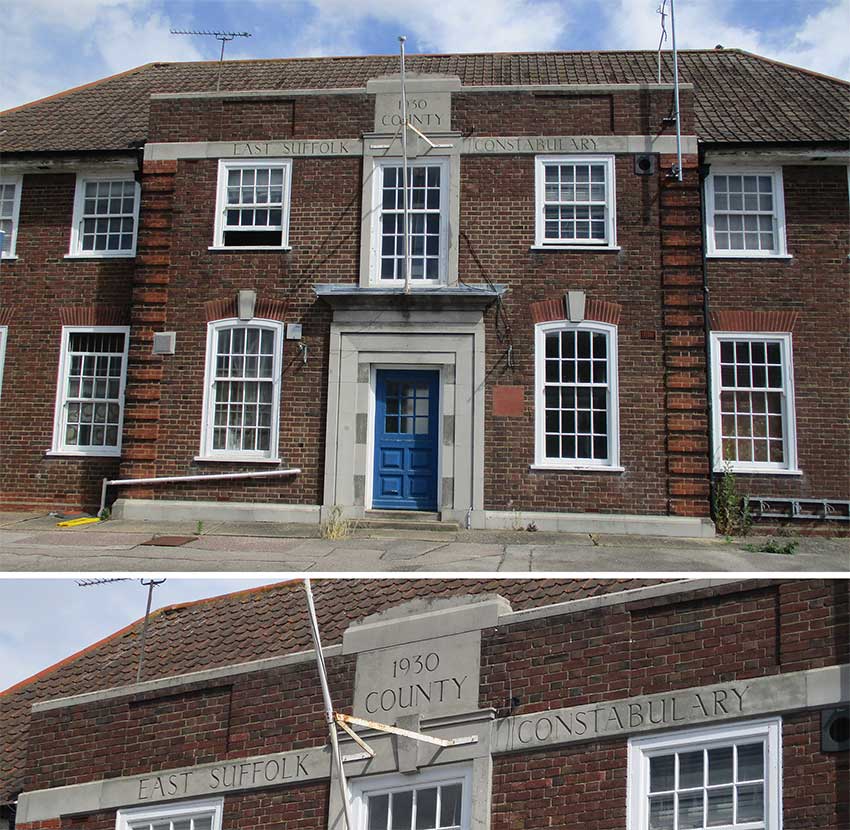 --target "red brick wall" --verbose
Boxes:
[707,164,850,507]
[0,171,135,510]
[24,582,845,791]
